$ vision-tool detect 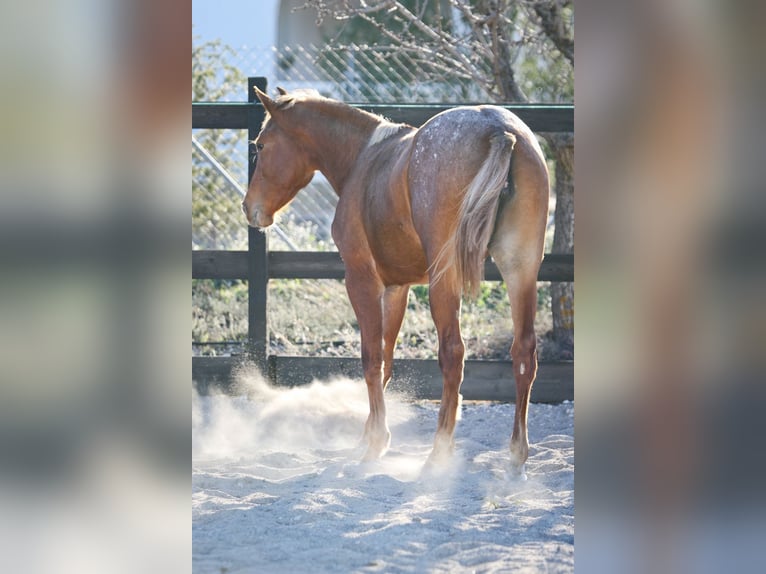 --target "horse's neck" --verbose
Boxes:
[301,103,379,194]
